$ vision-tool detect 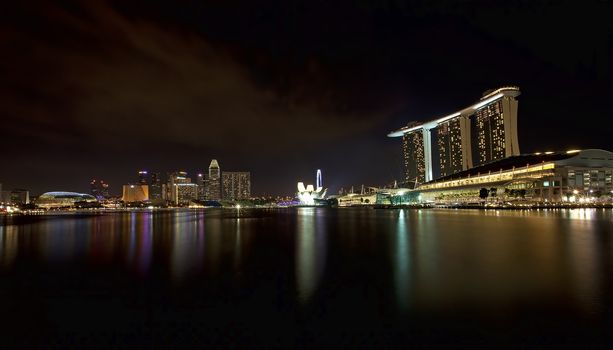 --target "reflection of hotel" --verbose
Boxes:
[389,87,521,185]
